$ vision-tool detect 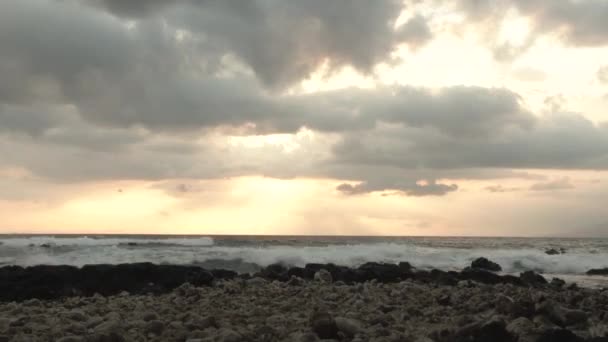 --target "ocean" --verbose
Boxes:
[1,235,608,287]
